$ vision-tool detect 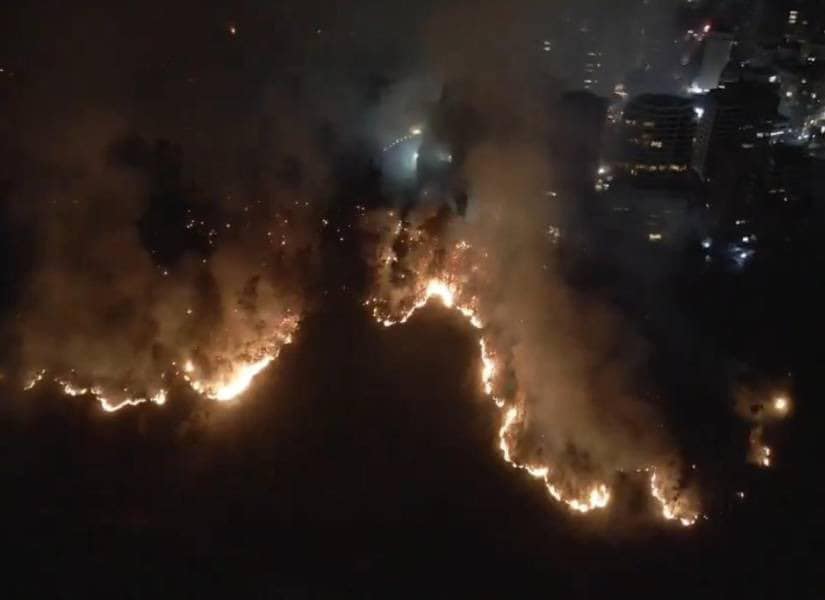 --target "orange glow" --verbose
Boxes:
[185,354,275,402]
[649,470,699,527]
[772,396,790,417]
[23,319,298,411]
[372,275,612,515]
